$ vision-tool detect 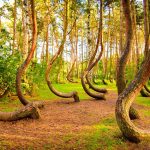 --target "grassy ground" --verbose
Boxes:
[0,81,117,111]
[0,82,150,149]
